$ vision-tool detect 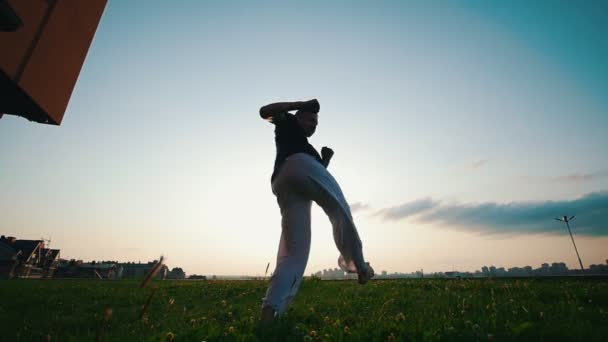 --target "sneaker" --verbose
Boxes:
[358,263,375,285]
